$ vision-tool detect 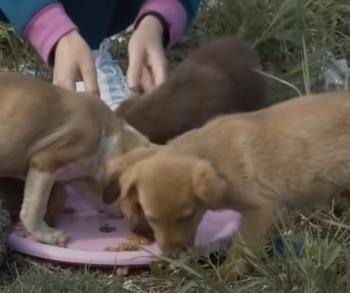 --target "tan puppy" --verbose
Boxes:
[116,91,350,274]
[0,71,148,245]
[105,36,267,235]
